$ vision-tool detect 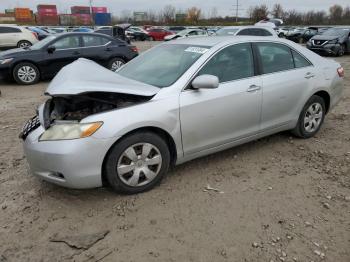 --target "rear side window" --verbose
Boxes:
[82,35,110,47]
[256,43,294,74]
[53,36,80,49]
[291,50,312,68]
[255,29,272,36]
[236,29,252,36]
[0,27,21,33]
[198,43,254,83]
